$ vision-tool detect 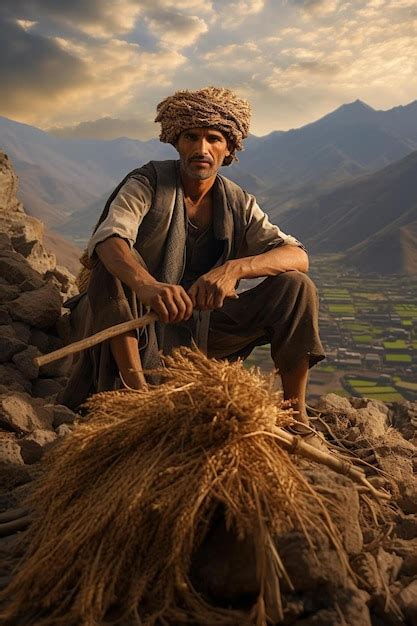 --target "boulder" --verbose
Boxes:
[0,250,44,289]
[0,325,15,339]
[0,308,12,325]
[0,364,31,393]
[0,284,20,303]
[19,429,57,464]
[8,281,62,328]
[11,321,31,344]
[13,239,56,274]
[0,336,26,362]
[12,345,41,380]
[0,432,24,466]
[355,405,388,440]
[0,392,54,433]
[315,393,357,420]
[0,233,14,252]
[47,404,77,428]
[0,152,22,212]
[45,265,78,297]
